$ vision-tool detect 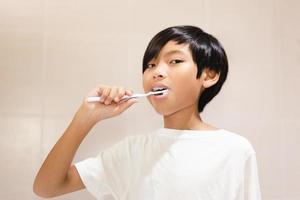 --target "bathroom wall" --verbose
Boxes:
[0,0,299,199]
